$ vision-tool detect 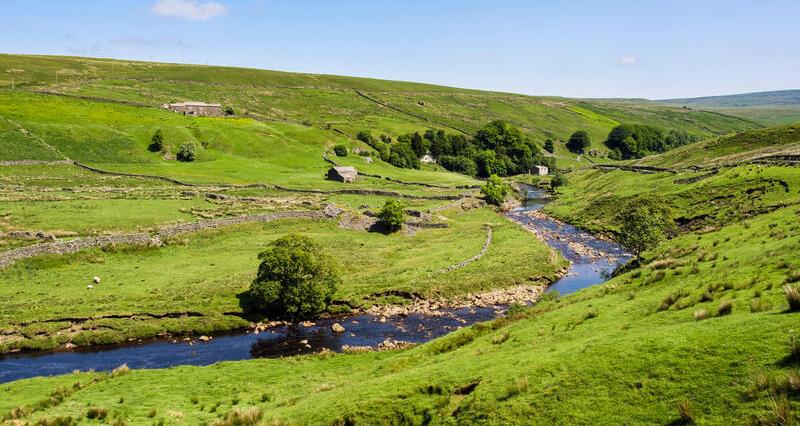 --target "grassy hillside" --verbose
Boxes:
[0,54,760,170]
[658,89,800,125]
[639,123,800,169]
